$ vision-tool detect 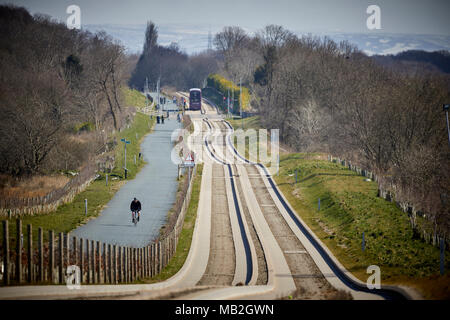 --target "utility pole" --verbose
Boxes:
[227,88,230,117]
[444,104,450,148]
